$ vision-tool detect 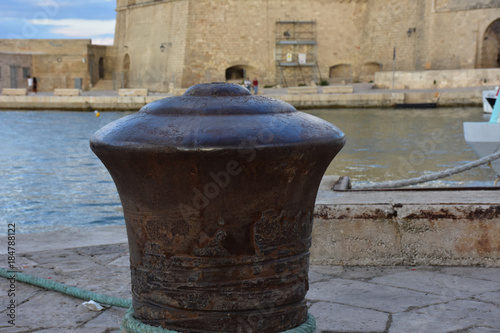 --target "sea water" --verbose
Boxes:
[0,108,495,233]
